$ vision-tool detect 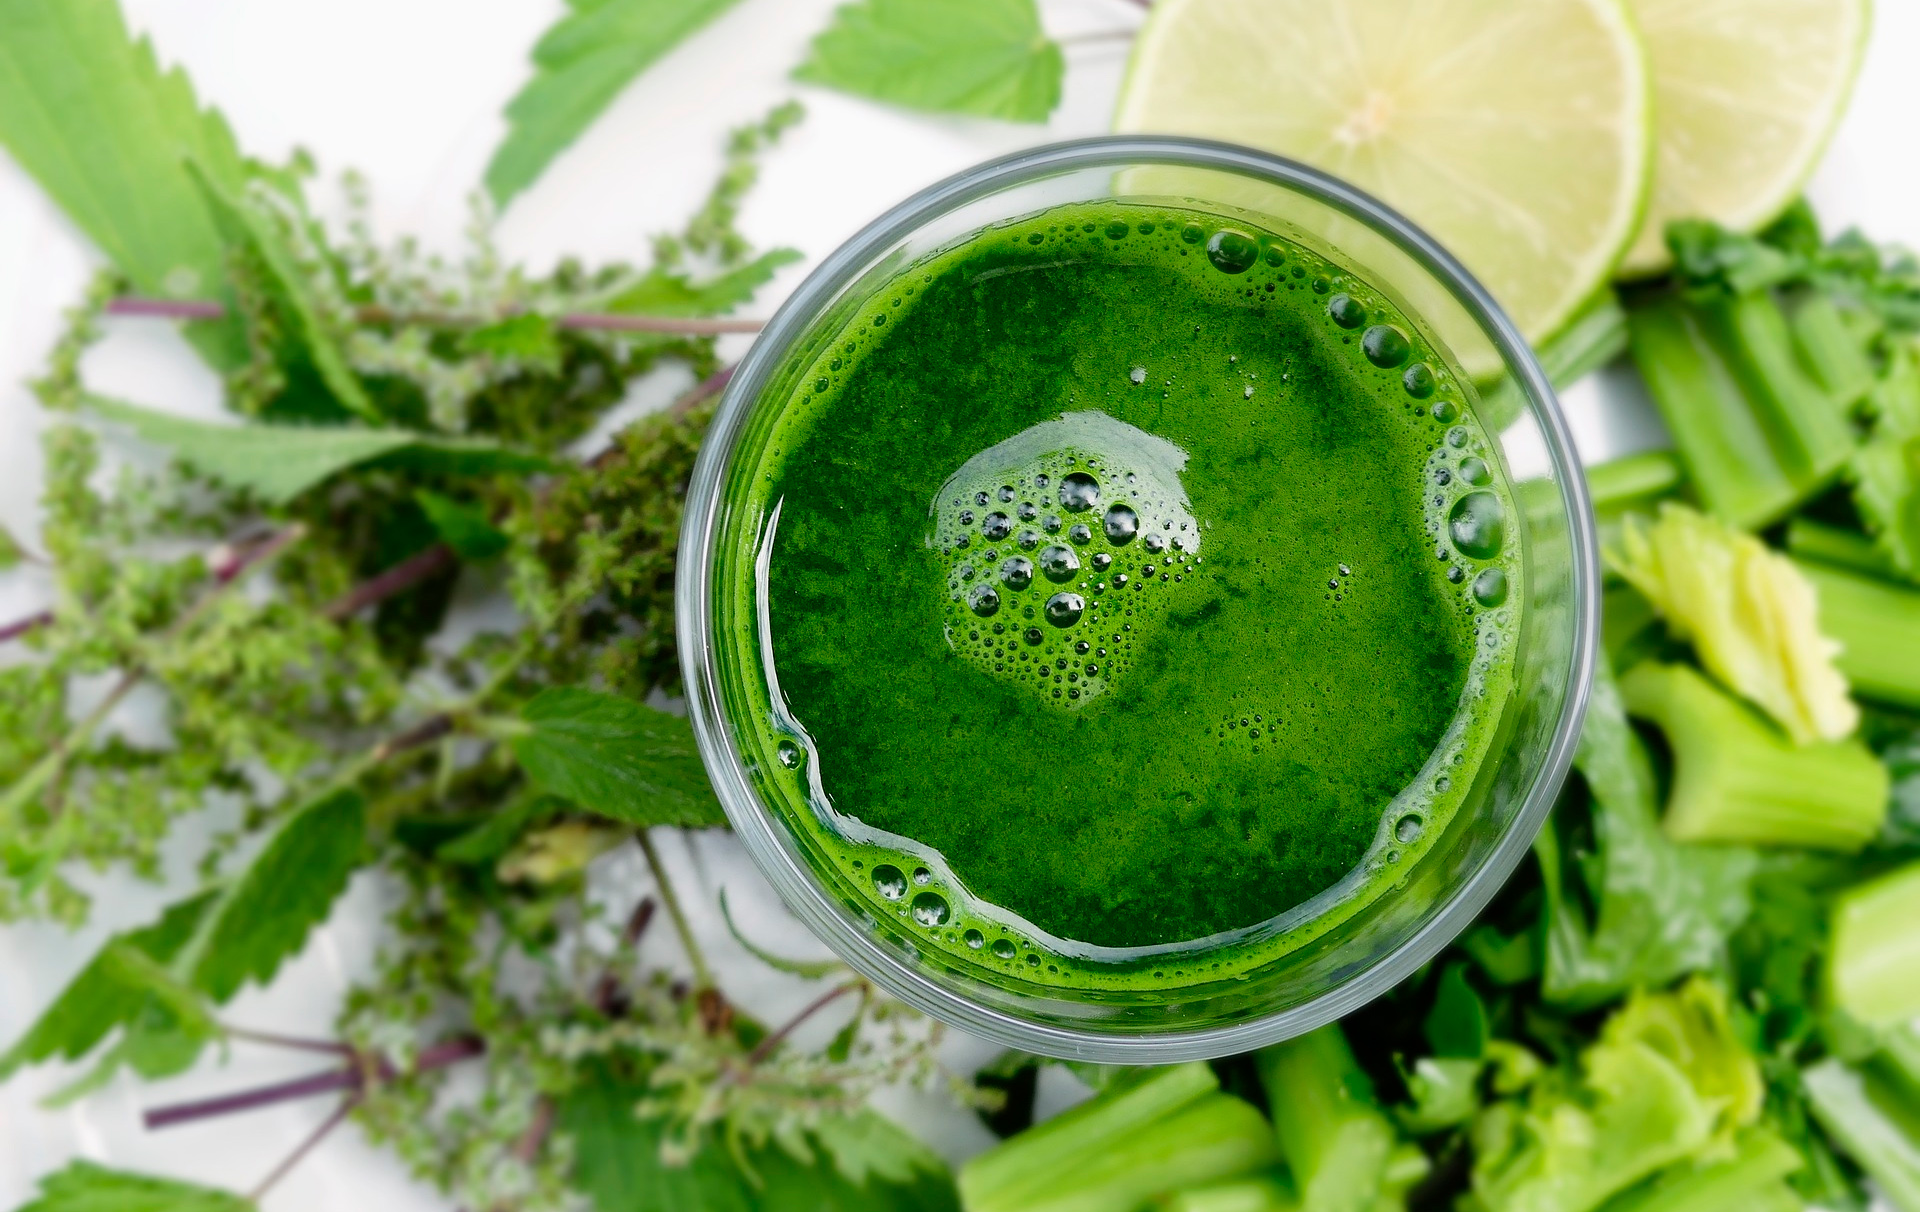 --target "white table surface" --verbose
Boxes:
[1,1,1916,1206]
